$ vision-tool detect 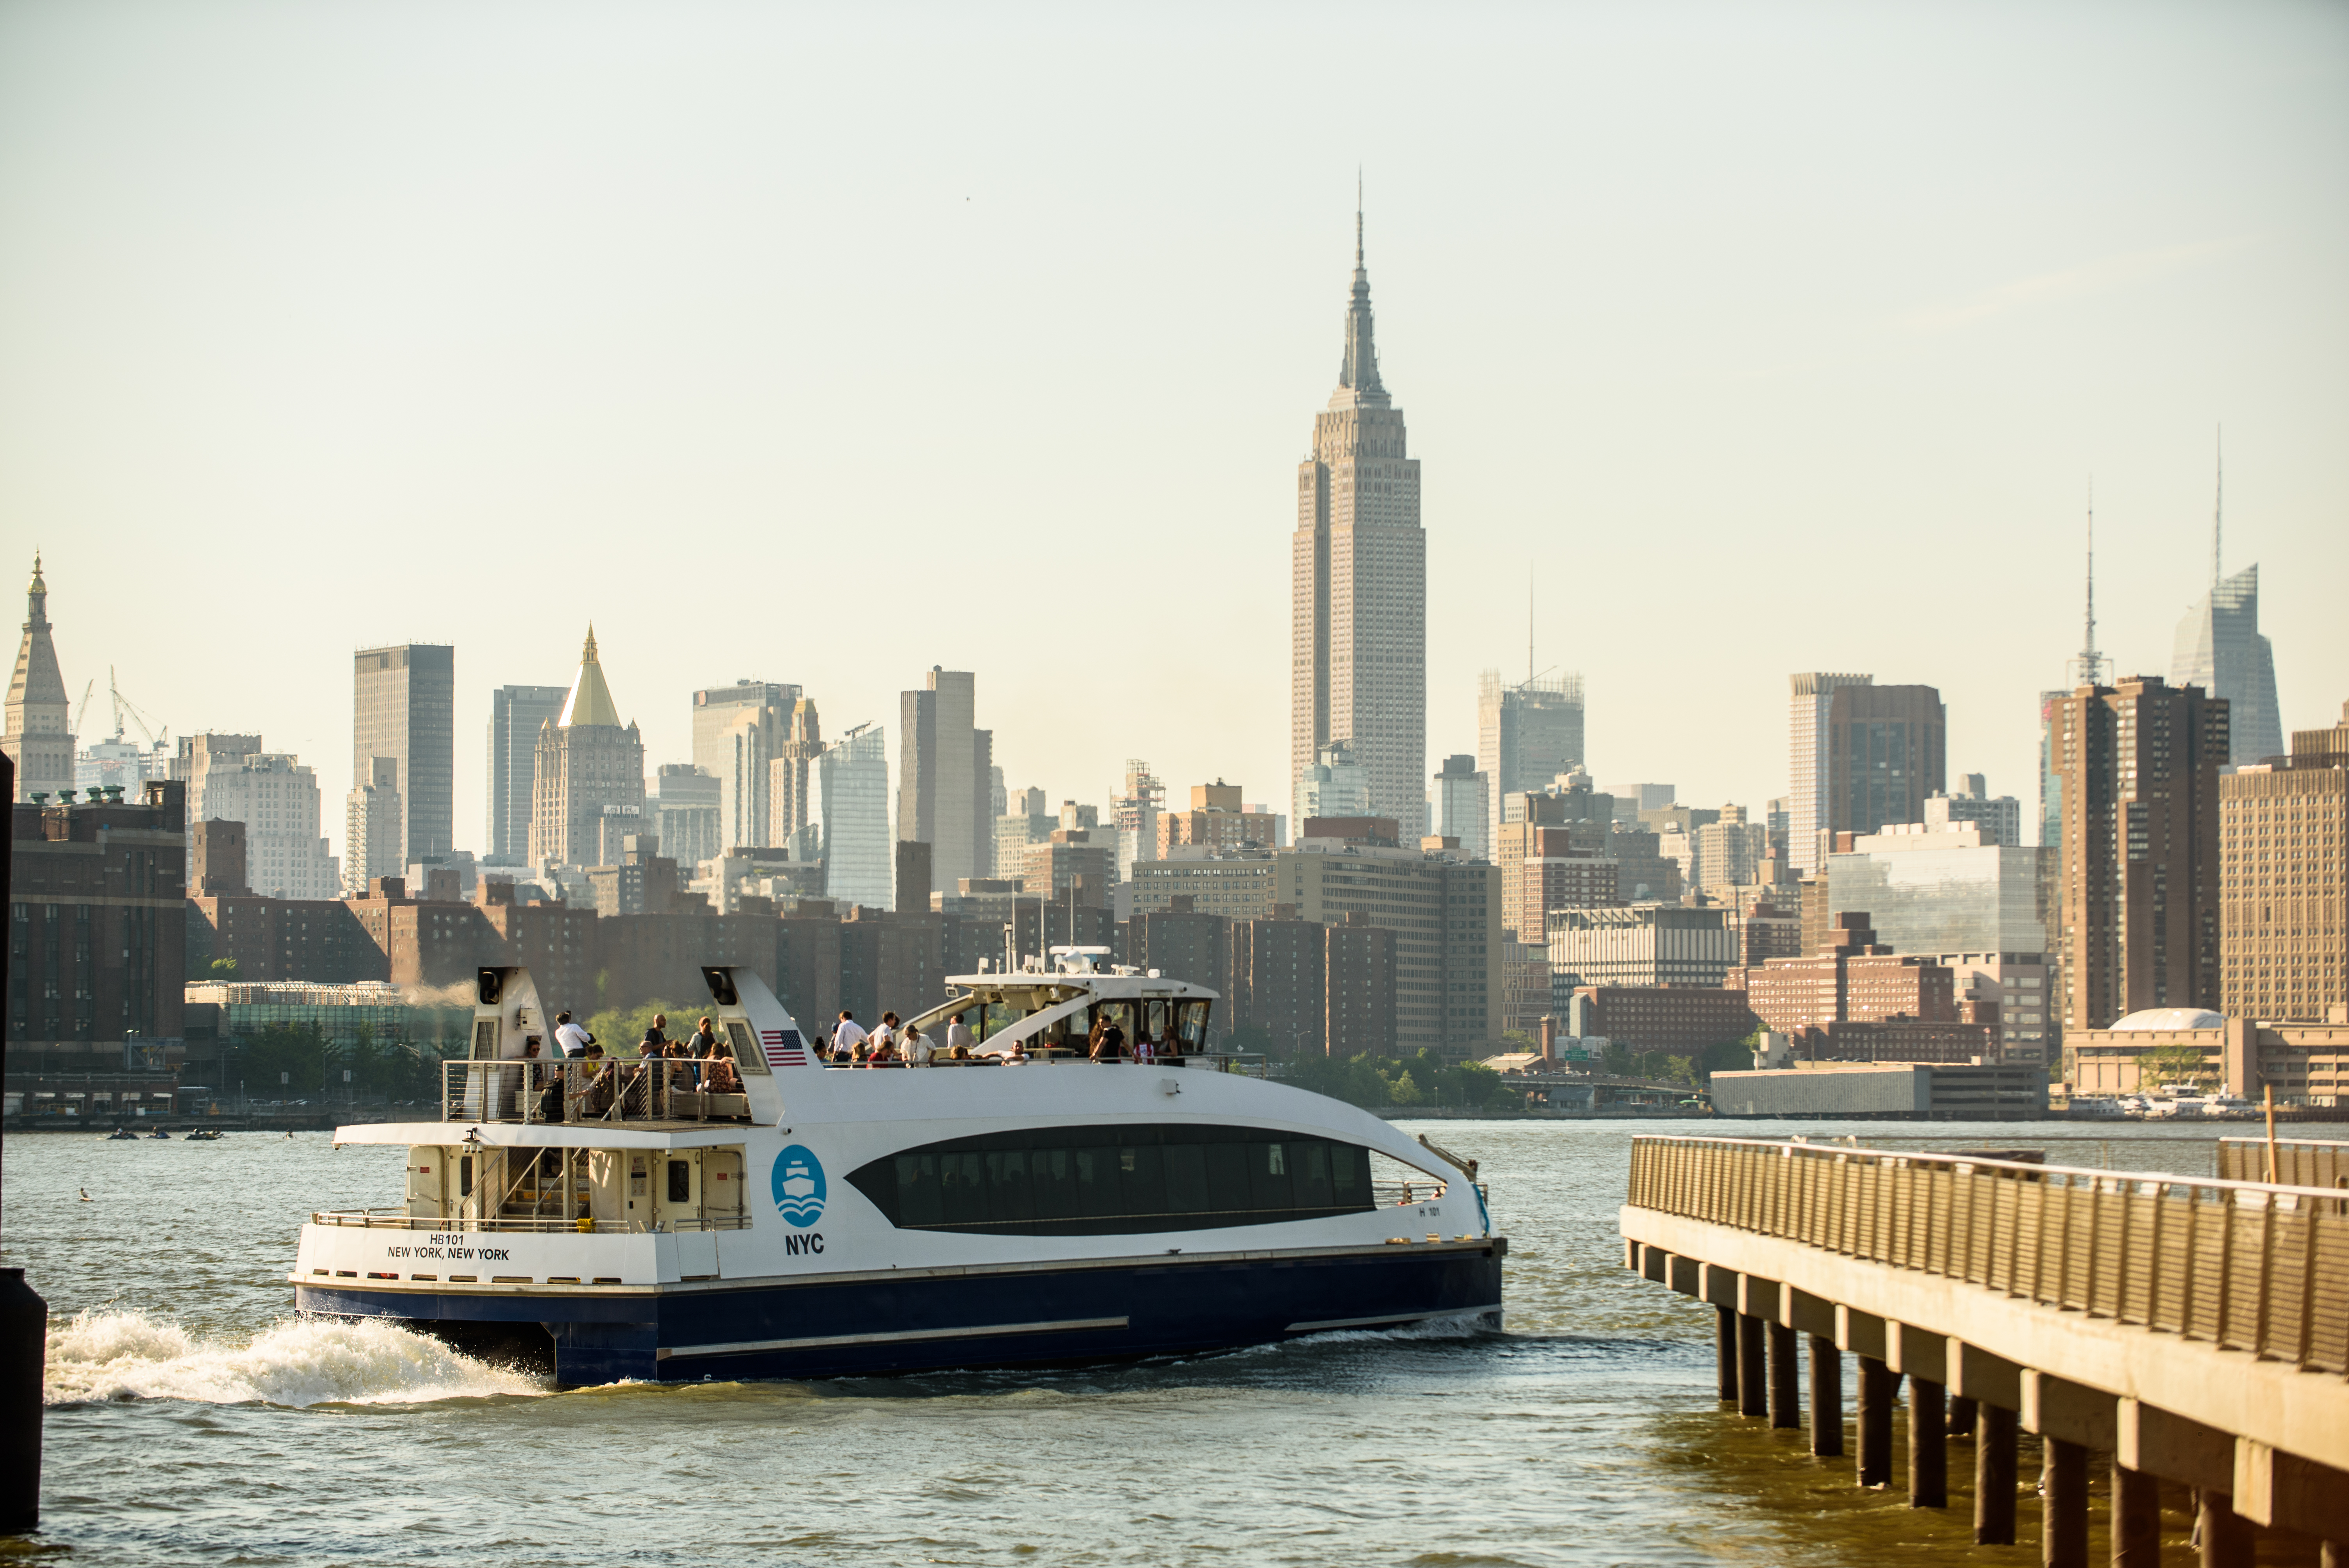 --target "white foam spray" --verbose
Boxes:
[44,1310,546,1408]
